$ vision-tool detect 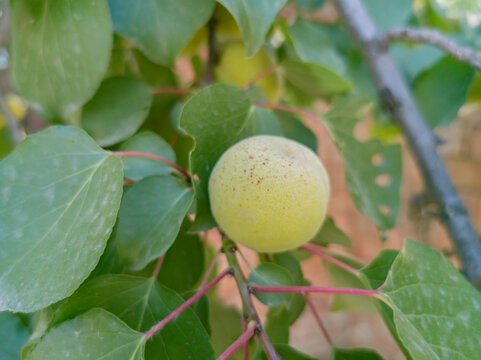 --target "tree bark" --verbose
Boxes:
[333,0,481,287]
